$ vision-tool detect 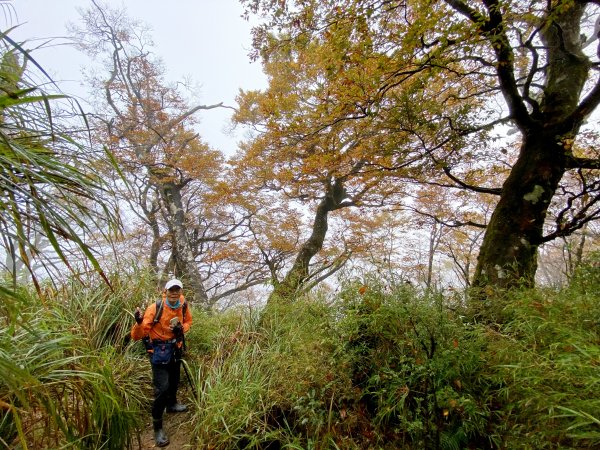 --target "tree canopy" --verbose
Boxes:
[3,0,600,308]
[238,0,600,297]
